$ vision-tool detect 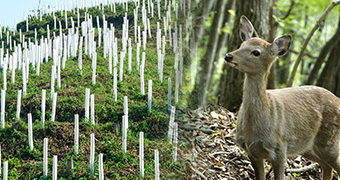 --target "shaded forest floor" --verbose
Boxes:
[177,104,340,180]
